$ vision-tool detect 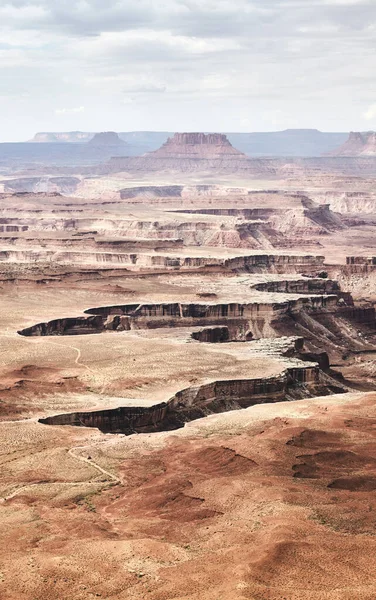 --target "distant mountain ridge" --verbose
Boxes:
[28,129,348,157]
[31,132,93,143]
